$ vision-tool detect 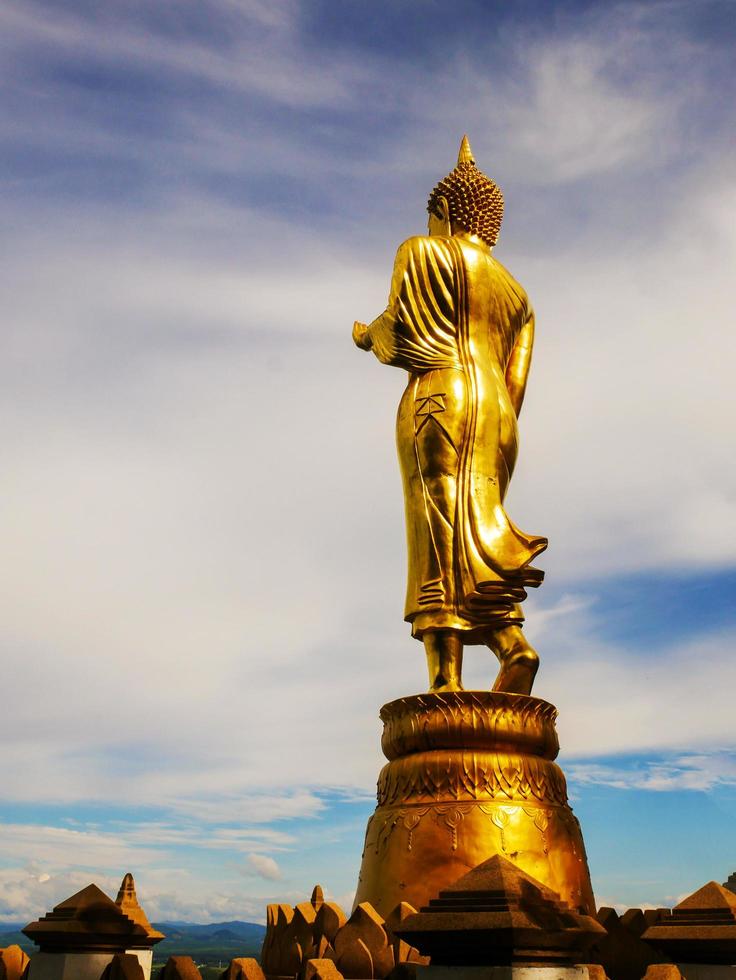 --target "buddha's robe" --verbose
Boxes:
[366,235,547,641]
